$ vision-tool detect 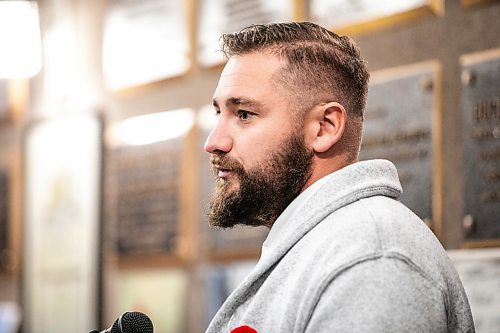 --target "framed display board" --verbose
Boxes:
[309,0,444,35]
[0,169,8,270]
[103,0,190,91]
[460,48,500,245]
[461,0,499,6]
[23,113,102,332]
[448,248,500,333]
[0,79,29,124]
[105,109,196,262]
[0,80,9,123]
[113,268,189,333]
[359,61,442,237]
[201,260,256,329]
[197,0,294,67]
